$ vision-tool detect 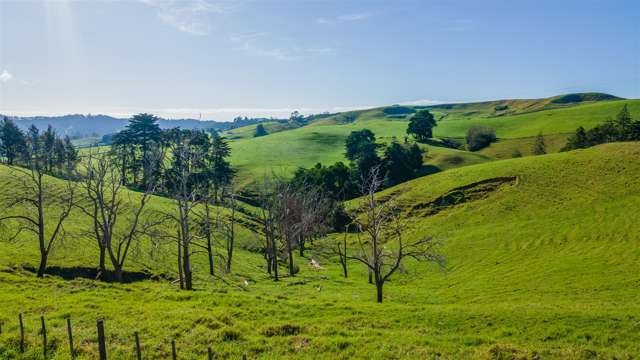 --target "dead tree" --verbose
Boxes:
[221,191,237,273]
[77,150,158,282]
[0,162,75,277]
[273,182,303,277]
[336,227,349,278]
[193,192,217,276]
[297,187,331,257]
[256,177,279,280]
[348,167,444,303]
[164,130,209,290]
